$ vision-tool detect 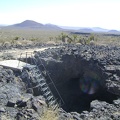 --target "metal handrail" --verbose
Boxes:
[17,51,64,108]
[35,52,65,105]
